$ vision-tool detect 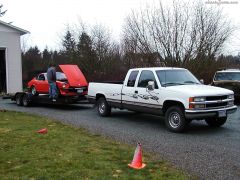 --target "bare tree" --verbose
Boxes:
[122,0,234,67]
[91,24,111,62]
